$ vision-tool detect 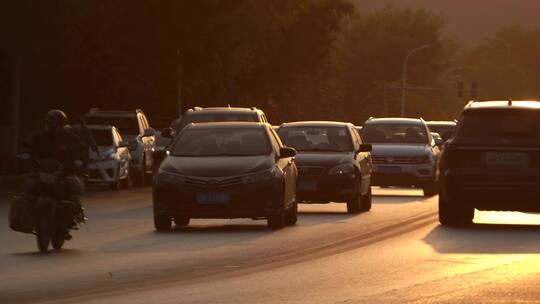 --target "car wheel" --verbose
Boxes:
[154,214,172,231]
[346,188,361,214]
[267,208,286,229]
[285,202,298,225]
[120,169,132,189]
[361,187,372,212]
[174,216,190,227]
[144,160,154,186]
[422,180,438,197]
[110,165,122,190]
[131,157,146,187]
[438,191,474,225]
